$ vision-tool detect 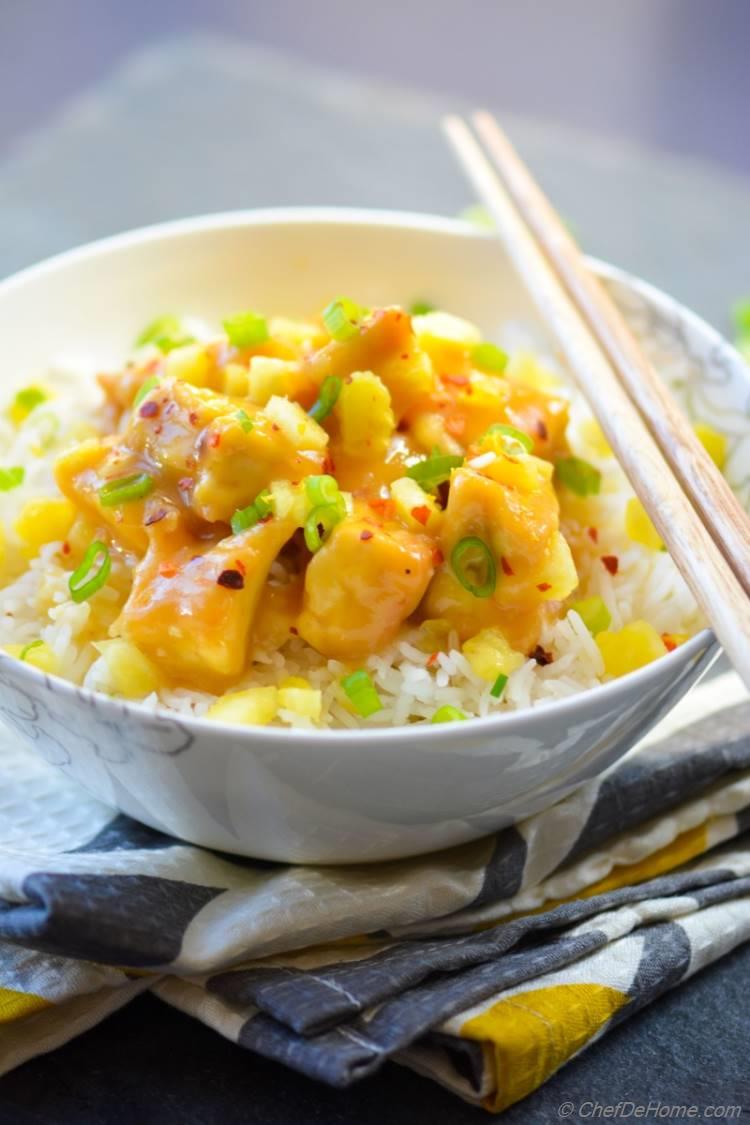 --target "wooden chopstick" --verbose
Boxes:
[443,113,750,690]
[472,109,750,599]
